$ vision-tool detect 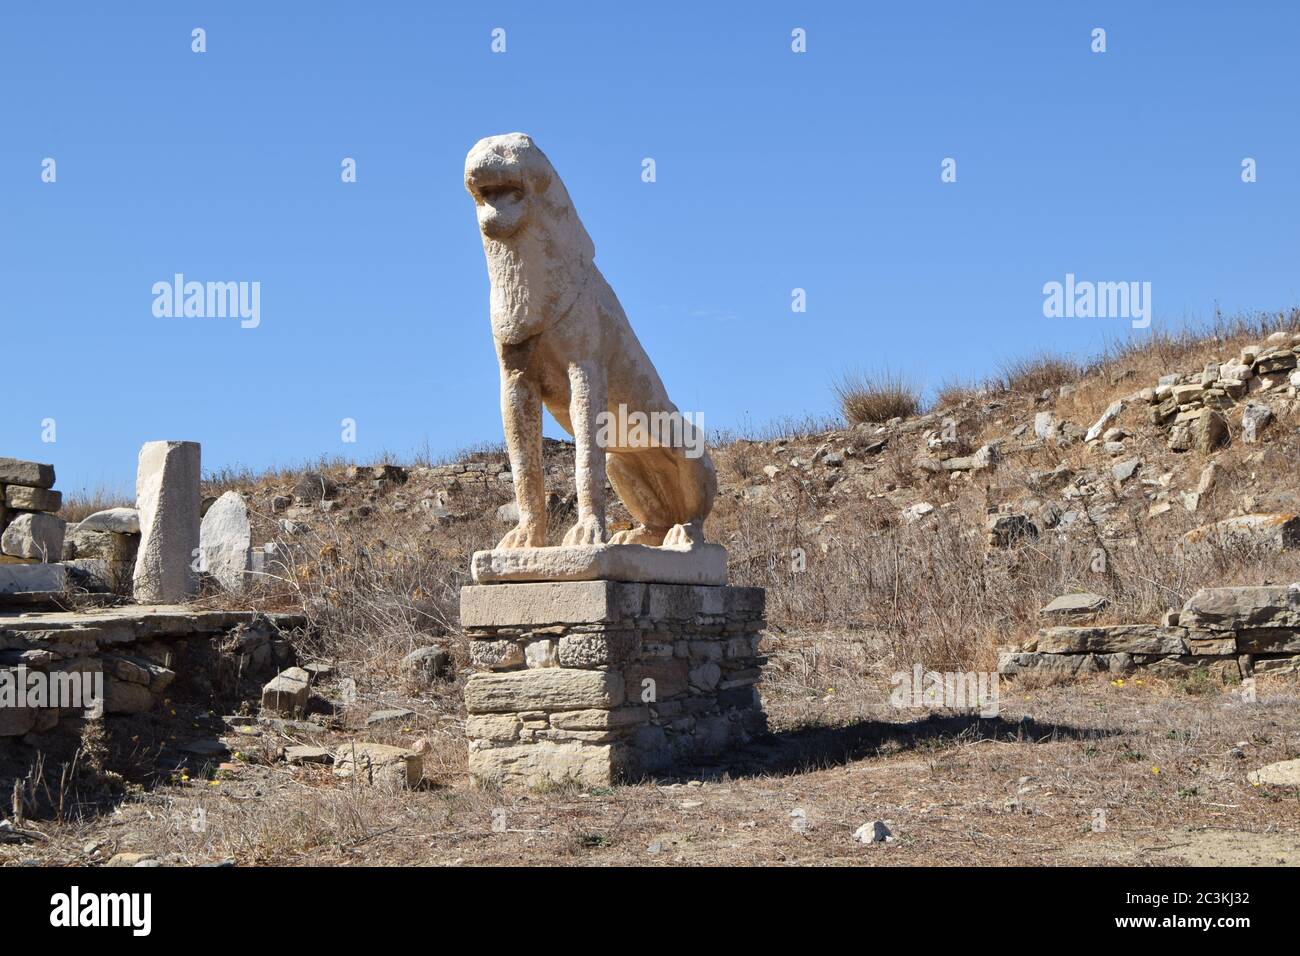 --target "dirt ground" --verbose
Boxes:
[5,630,1299,867]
